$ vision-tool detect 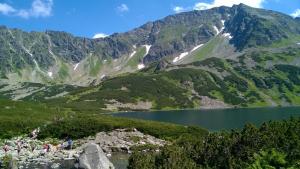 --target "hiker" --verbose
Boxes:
[43,144,49,153]
[31,129,37,139]
[52,144,58,152]
[3,144,9,154]
[59,142,65,150]
[47,144,51,152]
[17,141,21,155]
[66,138,73,150]
[58,142,64,151]
[31,145,35,152]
